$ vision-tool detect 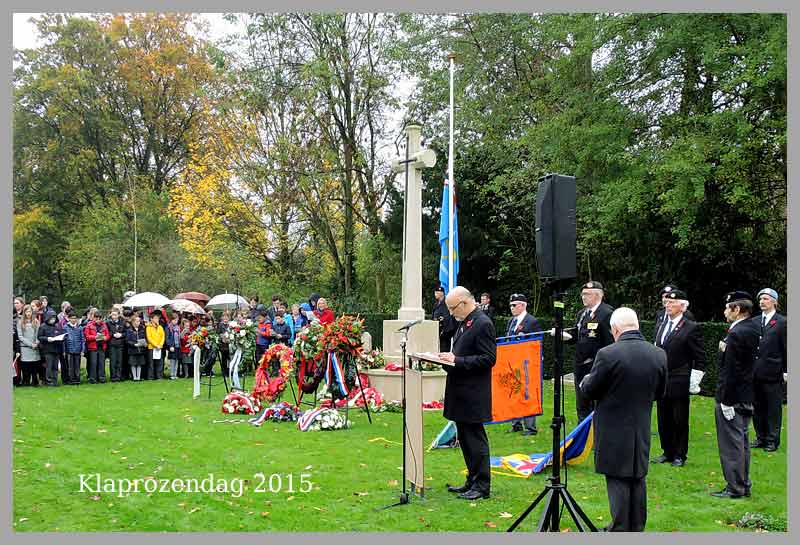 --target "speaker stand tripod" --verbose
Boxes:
[507,289,597,532]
